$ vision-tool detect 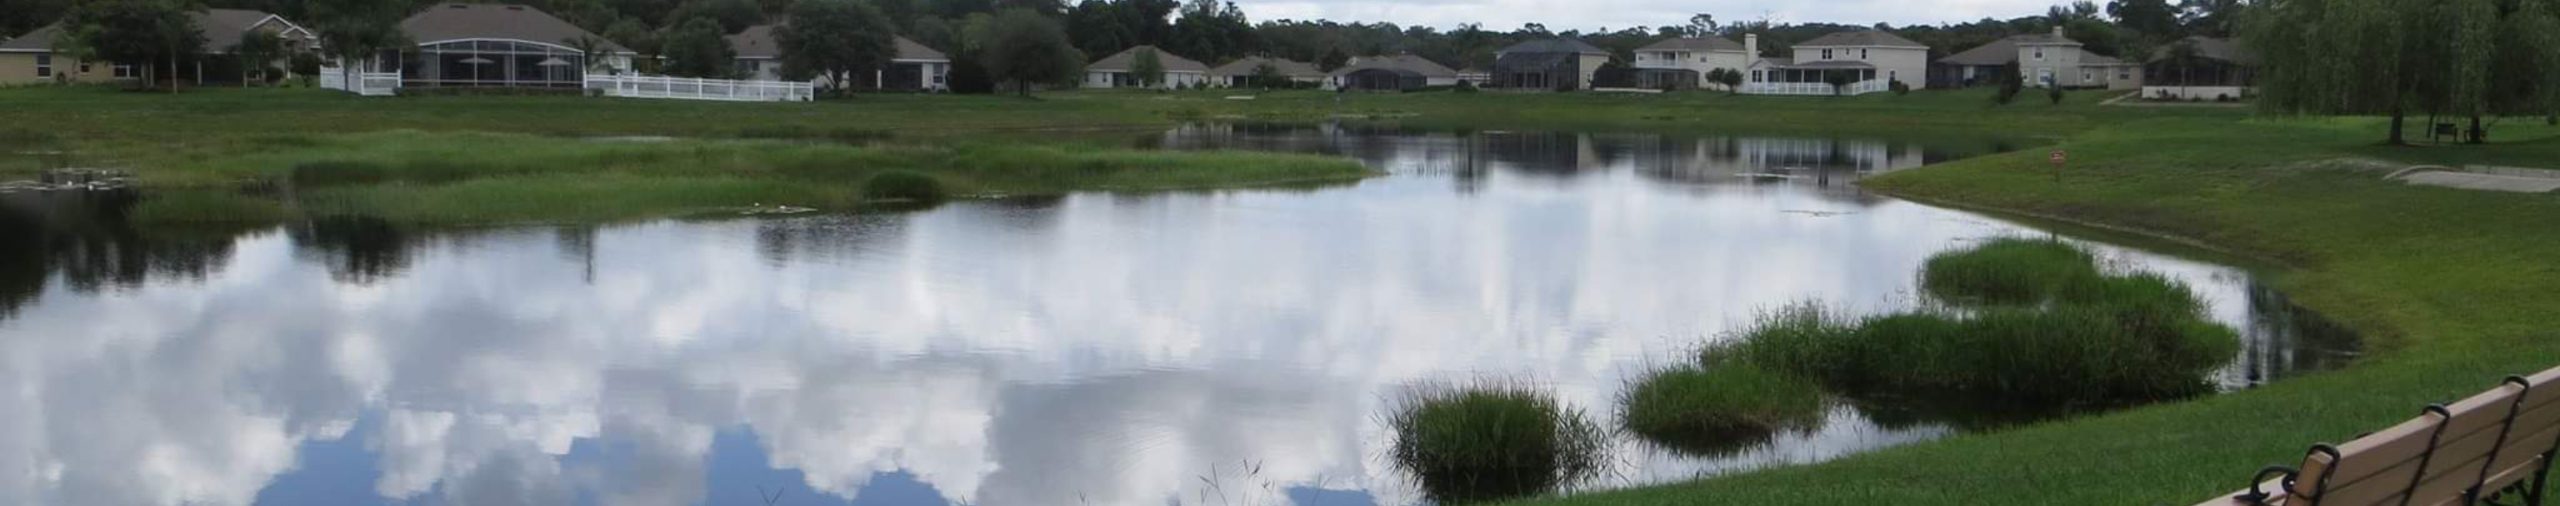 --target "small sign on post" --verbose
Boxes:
[2049,149,2067,182]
